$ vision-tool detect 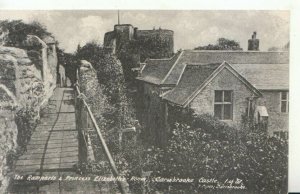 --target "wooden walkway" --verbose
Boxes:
[10,88,110,193]
[15,88,78,174]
